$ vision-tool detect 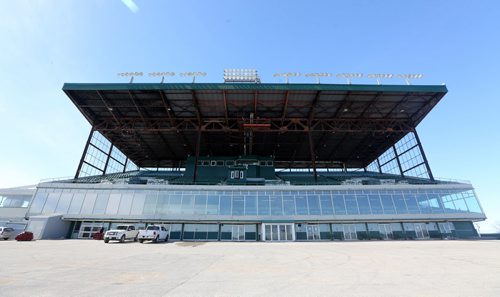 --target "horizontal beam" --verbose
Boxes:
[93,118,414,133]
